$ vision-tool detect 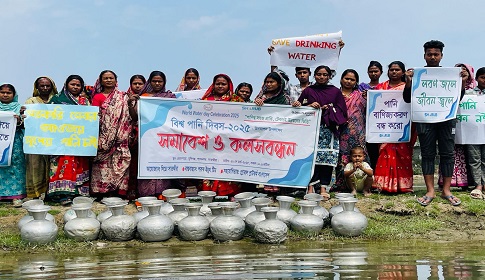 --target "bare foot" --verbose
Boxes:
[363,191,372,197]
[320,187,330,200]
[307,185,315,194]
